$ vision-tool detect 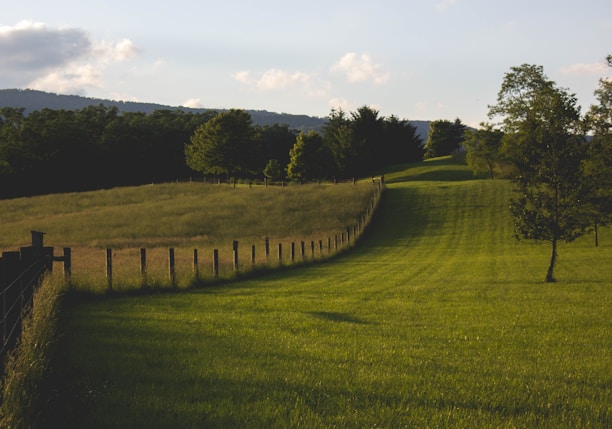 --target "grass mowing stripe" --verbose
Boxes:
[44,160,611,428]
